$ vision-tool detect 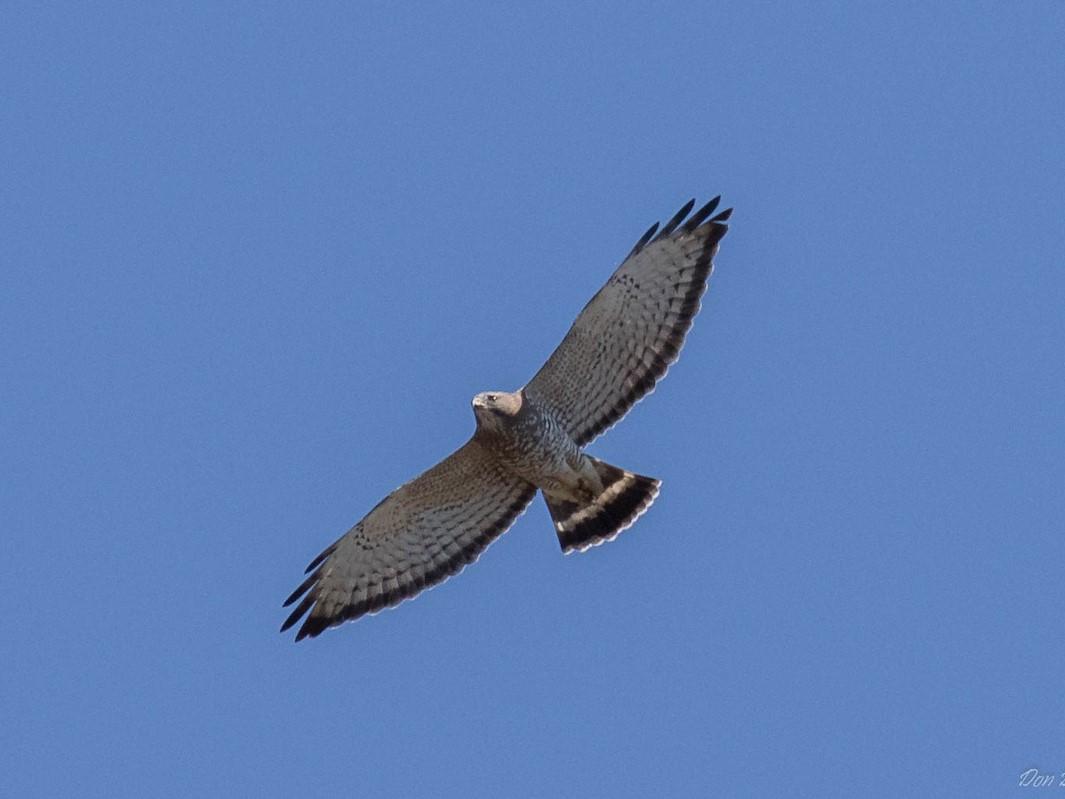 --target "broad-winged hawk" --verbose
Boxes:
[281,197,731,640]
